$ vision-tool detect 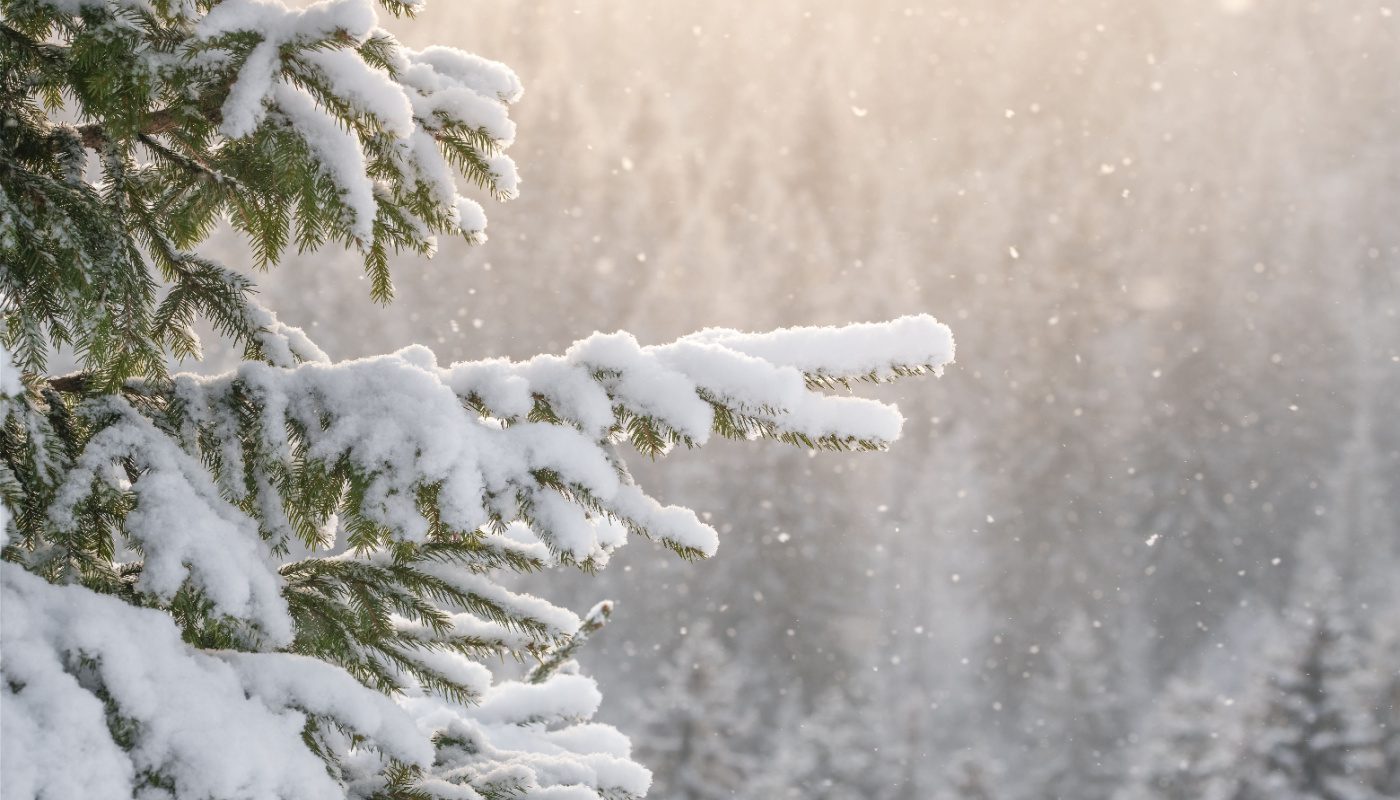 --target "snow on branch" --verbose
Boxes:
[159,313,953,567]
[0,556,410,800]
[680,313,956,384]
[190,0,522,244]
[9,0,527,339]
[1,312,950,797]
[395,671,653,800]
[48,396,294,646]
